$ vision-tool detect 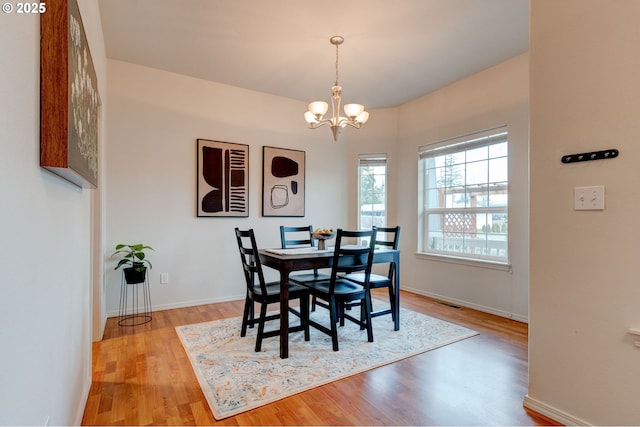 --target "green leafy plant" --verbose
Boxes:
[112,243,154,272]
